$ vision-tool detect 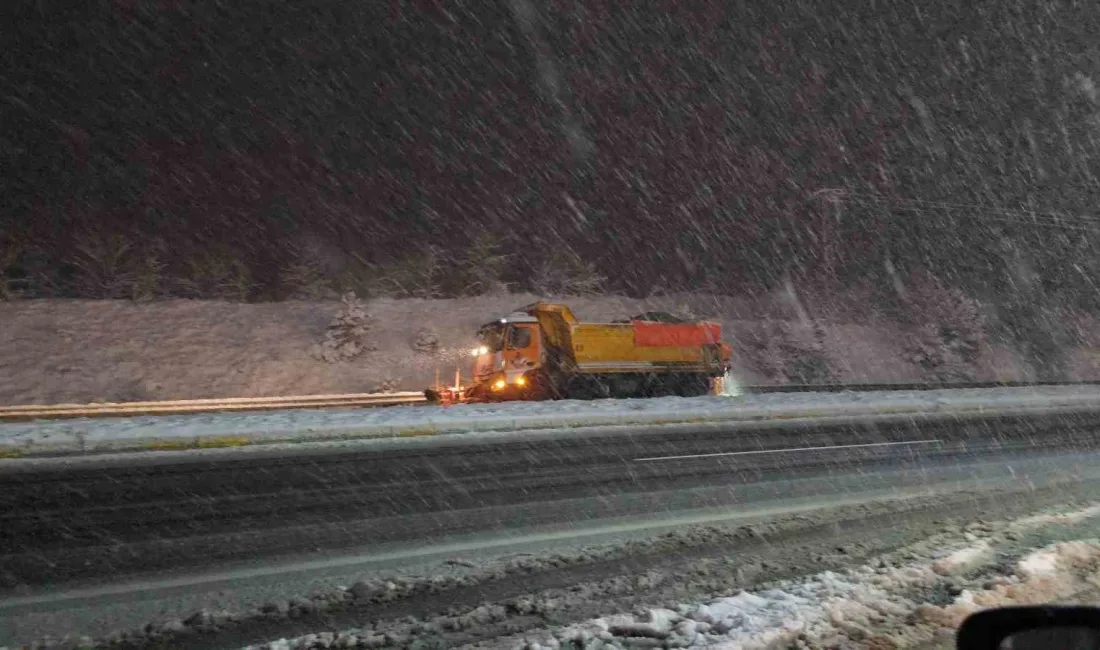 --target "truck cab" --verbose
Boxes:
[469,312,542,399]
